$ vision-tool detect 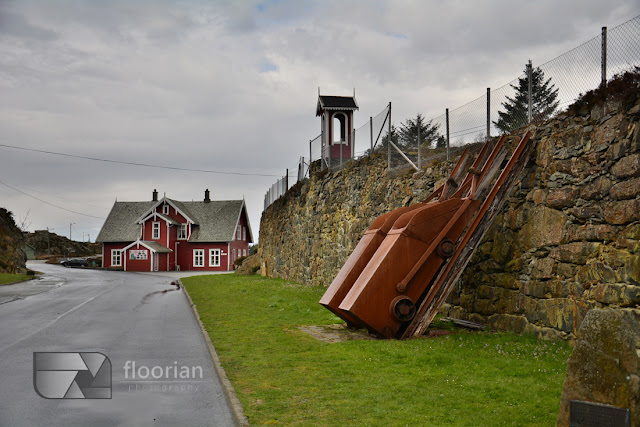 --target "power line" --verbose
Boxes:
[0,143,282,177]
[0,179,105,219]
